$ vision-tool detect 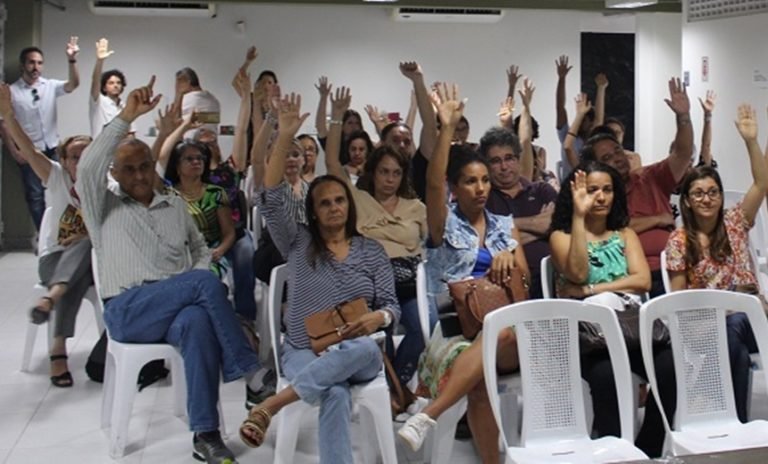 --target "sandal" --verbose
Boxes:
[239,407,272,448]
[49,354,73,388]
[30,296,54,325]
